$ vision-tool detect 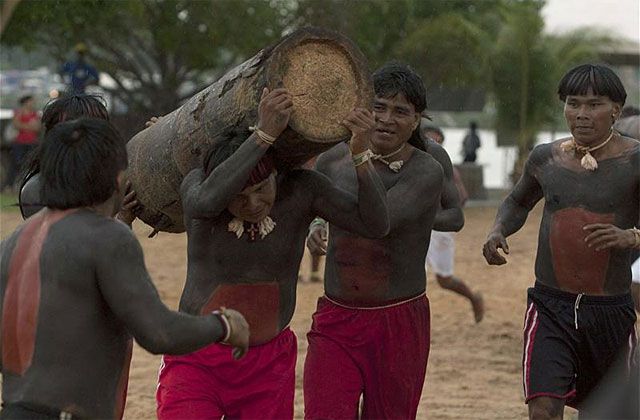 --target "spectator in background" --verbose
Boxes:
[423,124,484,323]
[462,121,481,163]
[60,43,99,94]
[7,95,40,191]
